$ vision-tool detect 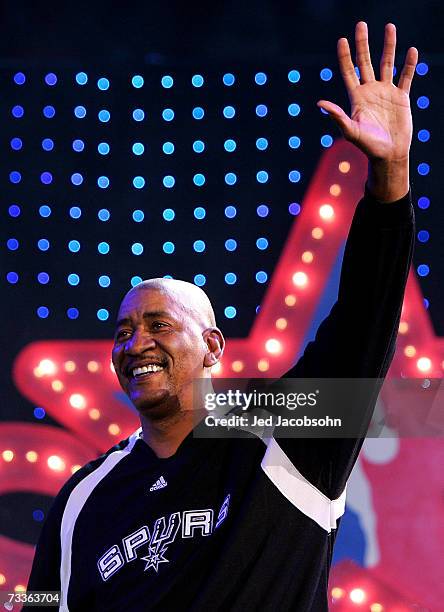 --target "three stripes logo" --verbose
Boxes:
[149,476,168,492]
